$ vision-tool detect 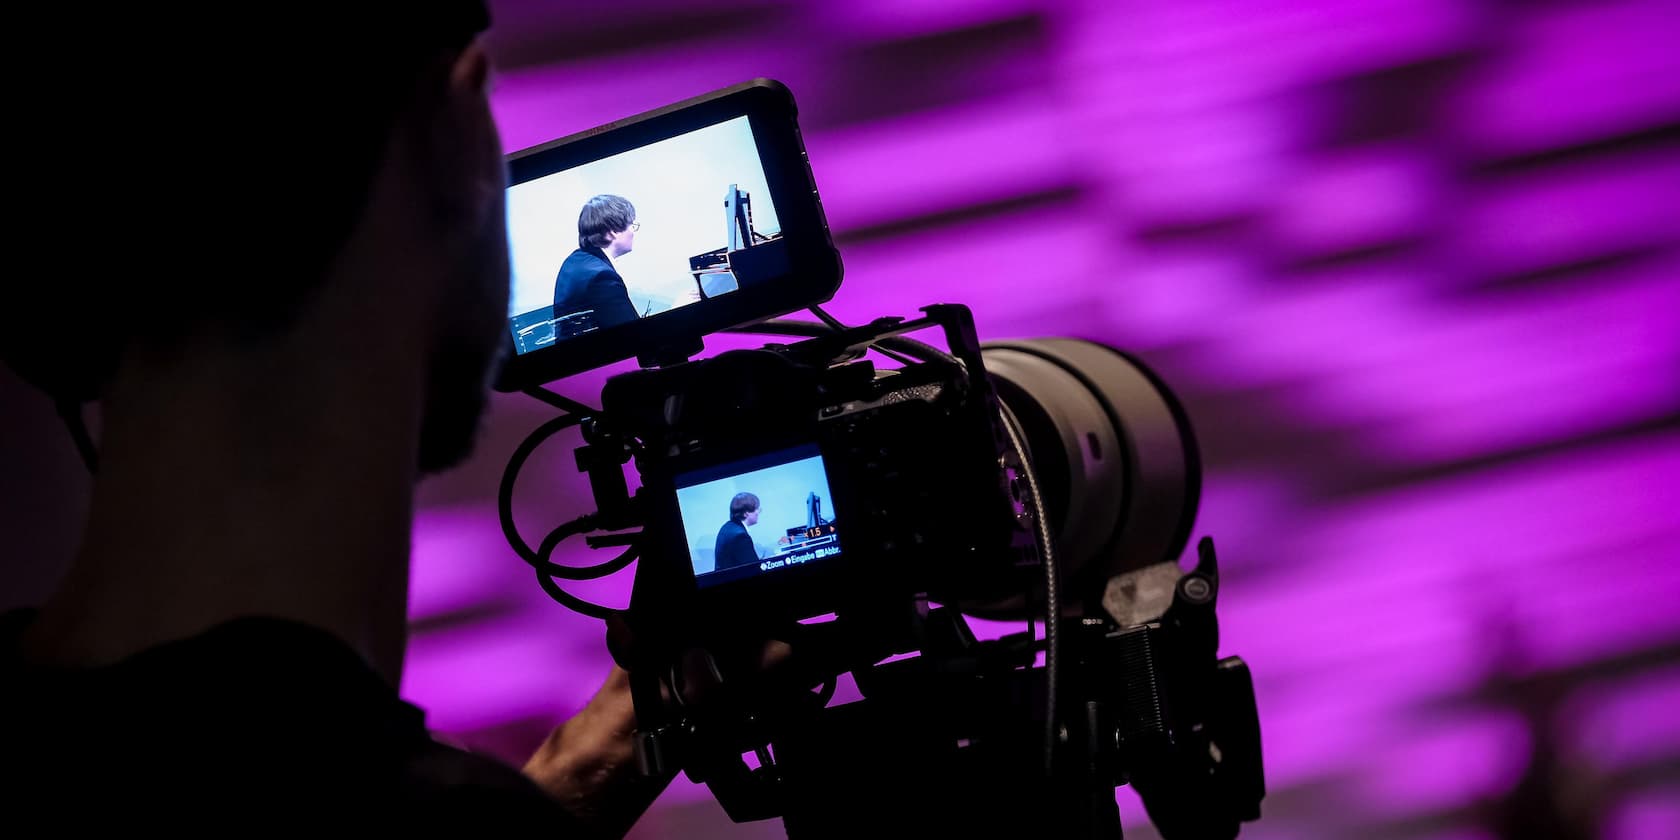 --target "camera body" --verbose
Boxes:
[593,306,1034,638]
